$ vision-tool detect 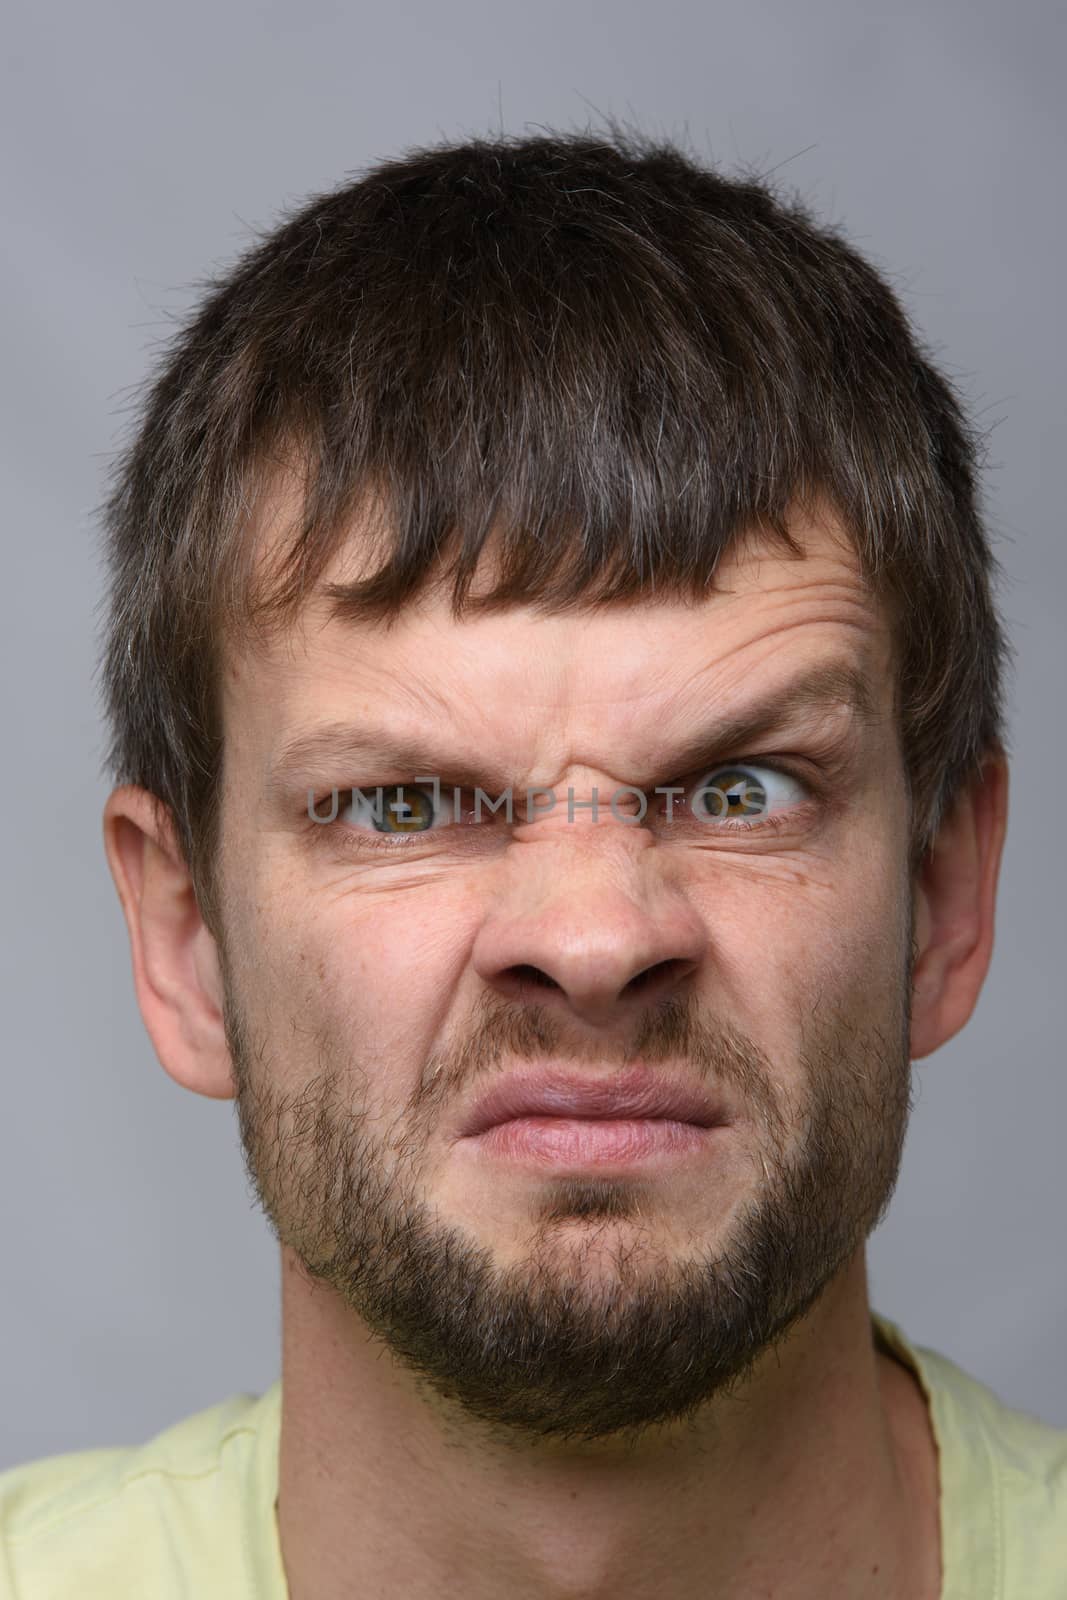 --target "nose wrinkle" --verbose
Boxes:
[471,816,709,1026]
